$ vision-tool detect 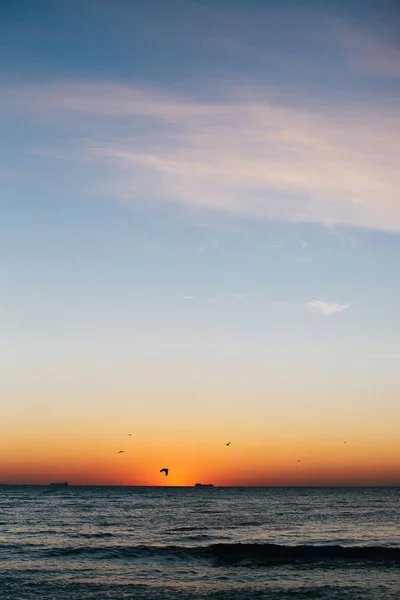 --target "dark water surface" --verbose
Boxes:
[0,486,399,599]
